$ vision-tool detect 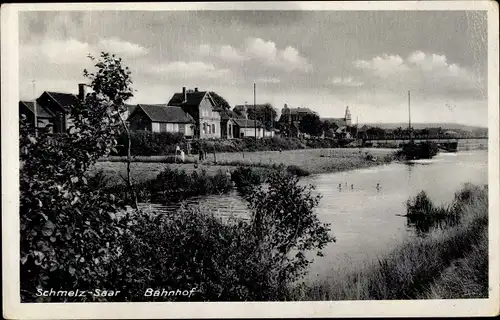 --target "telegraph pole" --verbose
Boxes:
[408,90,412,142]
[254,83,257,140]
[32,80,38,136]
